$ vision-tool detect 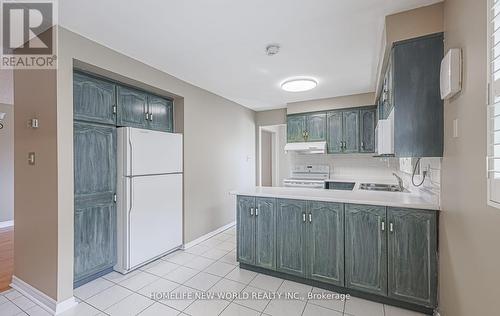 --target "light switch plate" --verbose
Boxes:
[28,152,35,165]
[453,119,459,138]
